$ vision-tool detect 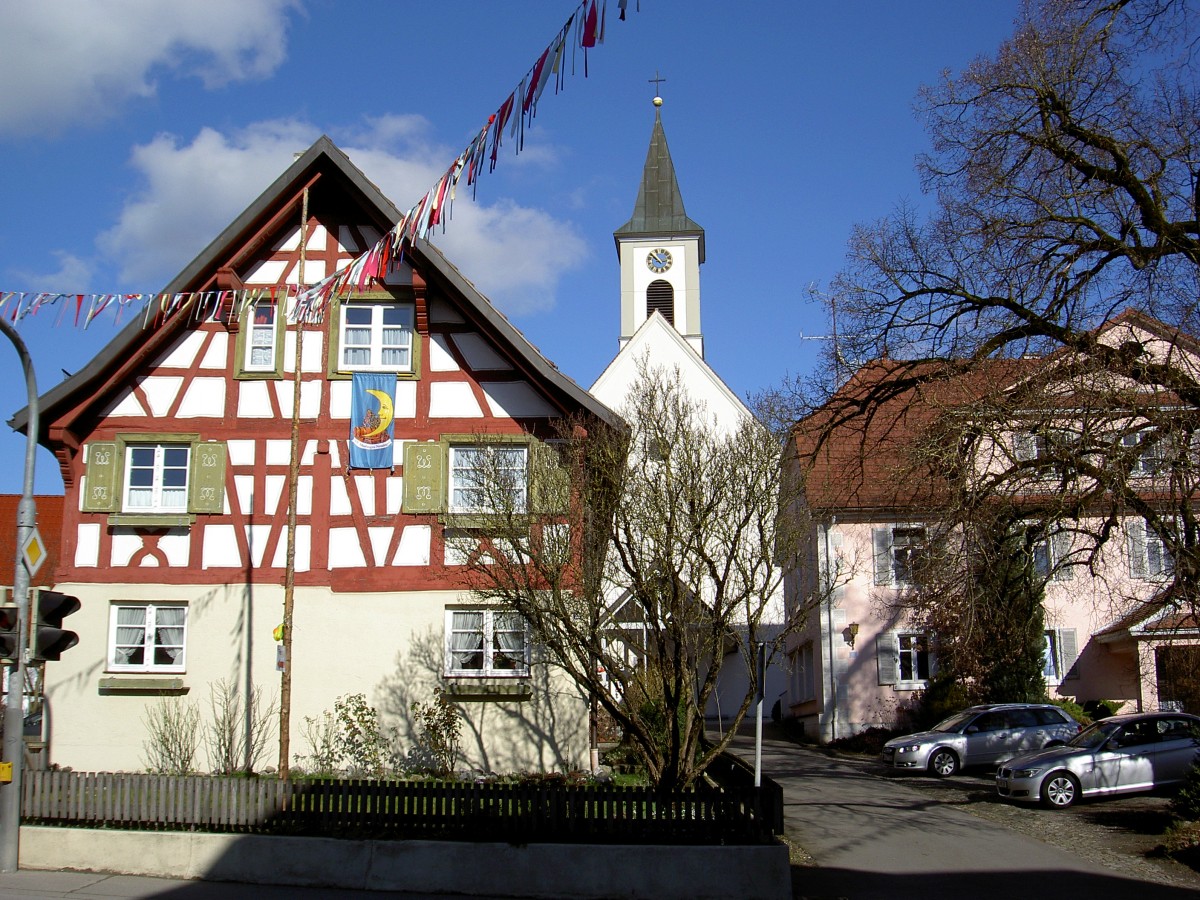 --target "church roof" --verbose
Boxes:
[614,108,705,261]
